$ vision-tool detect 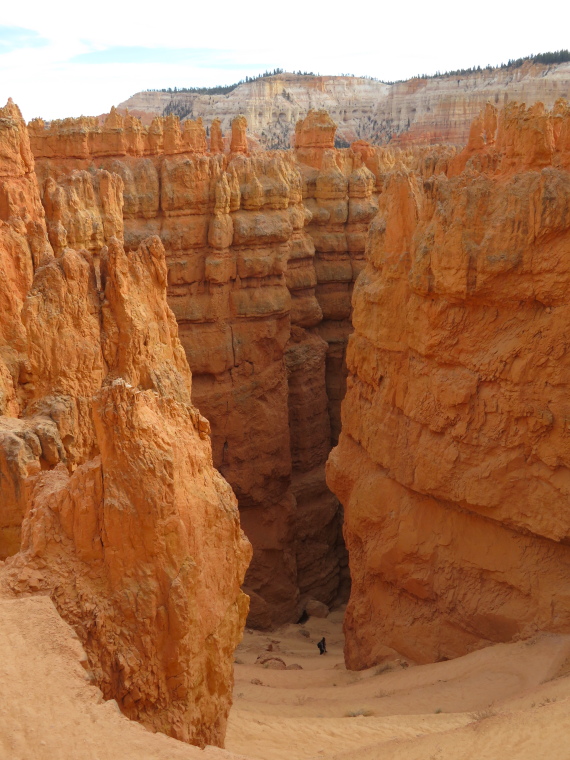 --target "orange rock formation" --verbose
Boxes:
[230,116,249,155]
[210,118,224,153]
[26,108,462,629]
[294,112,456,442]
[28,109,355,627]
[0,101,251,747]
[327,99,570,667]
[295,113,376,443]
[5,87,570,711]
[0,99,54,555]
